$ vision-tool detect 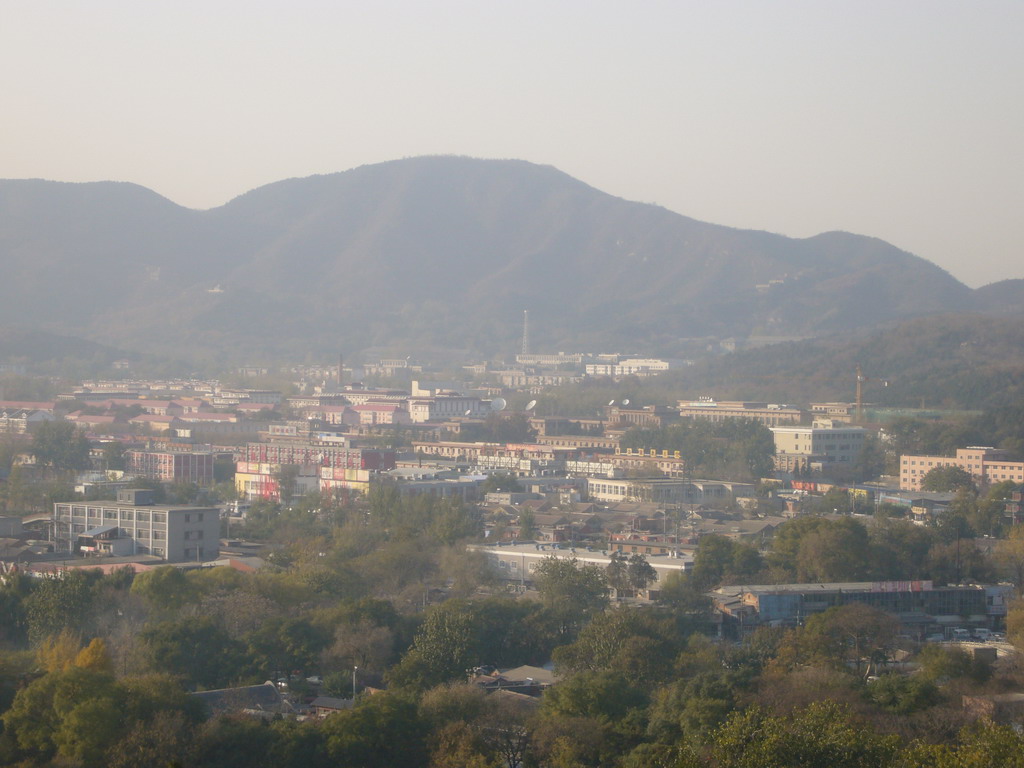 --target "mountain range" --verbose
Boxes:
[1,155,1021,364]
